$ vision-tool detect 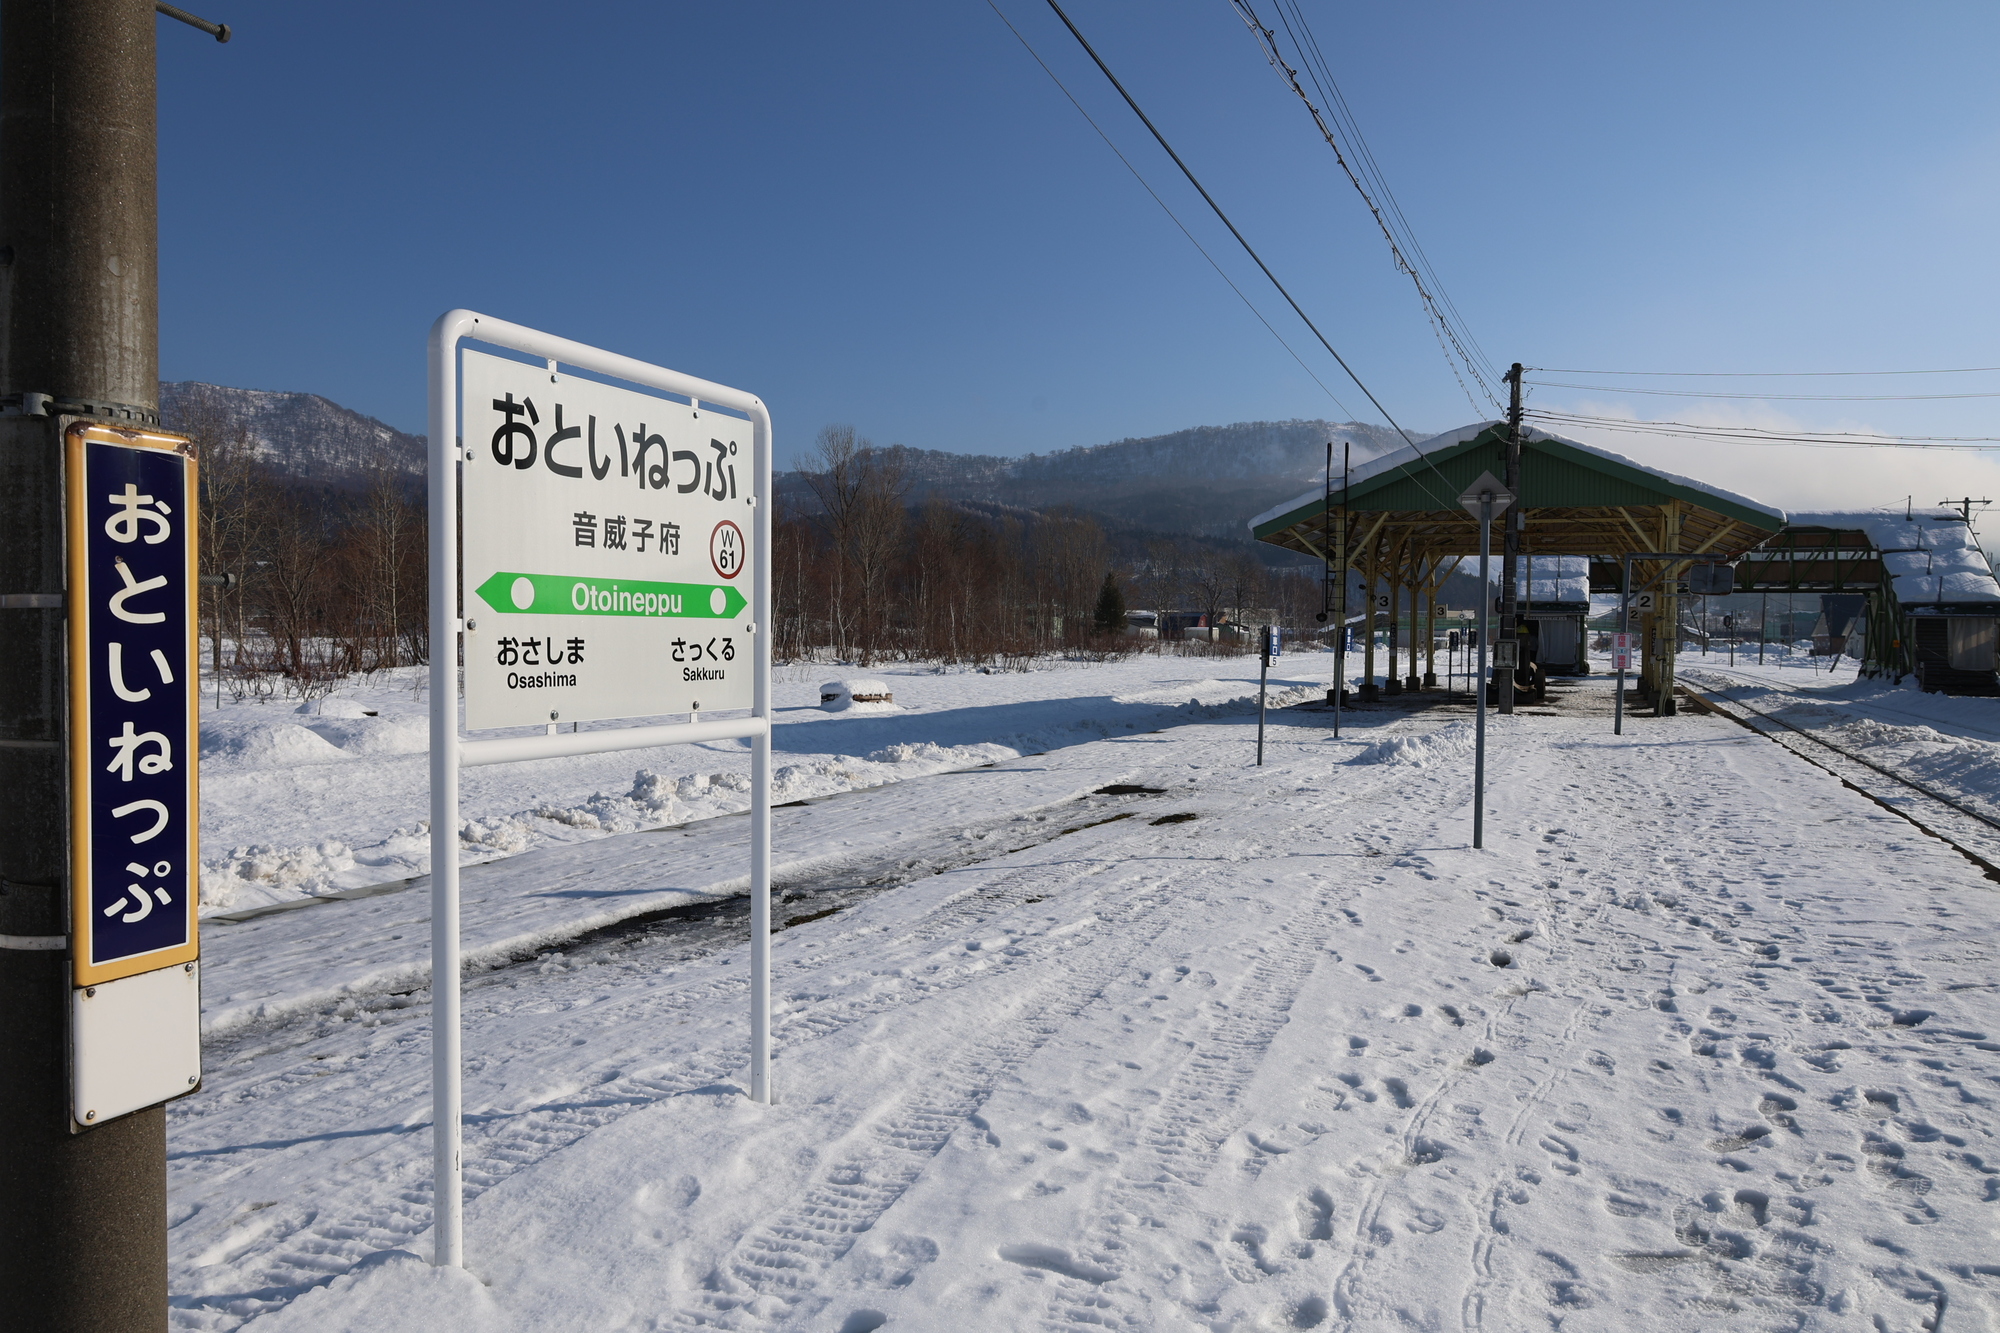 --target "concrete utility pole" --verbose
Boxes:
[1498,363,1523,714]
[1,1,168,1327]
